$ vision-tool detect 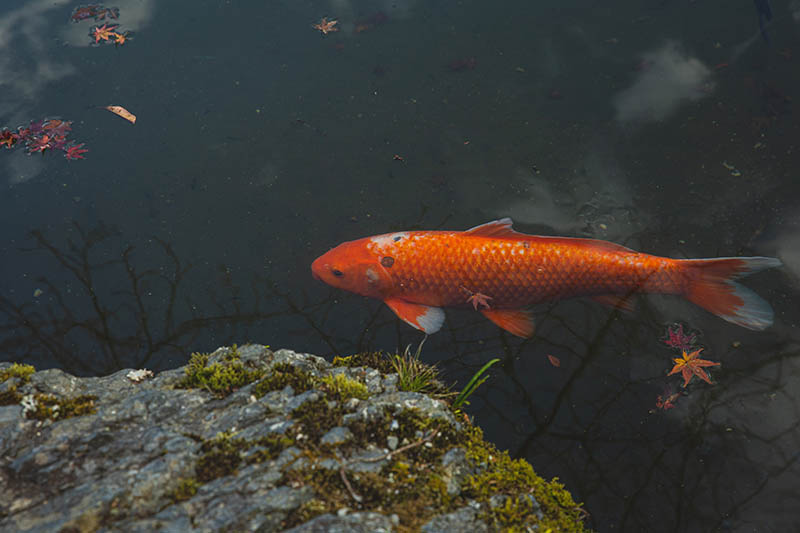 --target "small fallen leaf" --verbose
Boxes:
[104,105,136,124]
[547,354,561,367]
